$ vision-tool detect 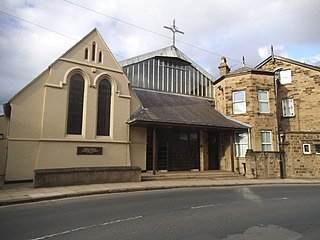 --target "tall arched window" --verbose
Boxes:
[92,42,96,61]
[98,51,103,63]
[84,48,88,60]
[67,73,84,135]
[97,79,111,136]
